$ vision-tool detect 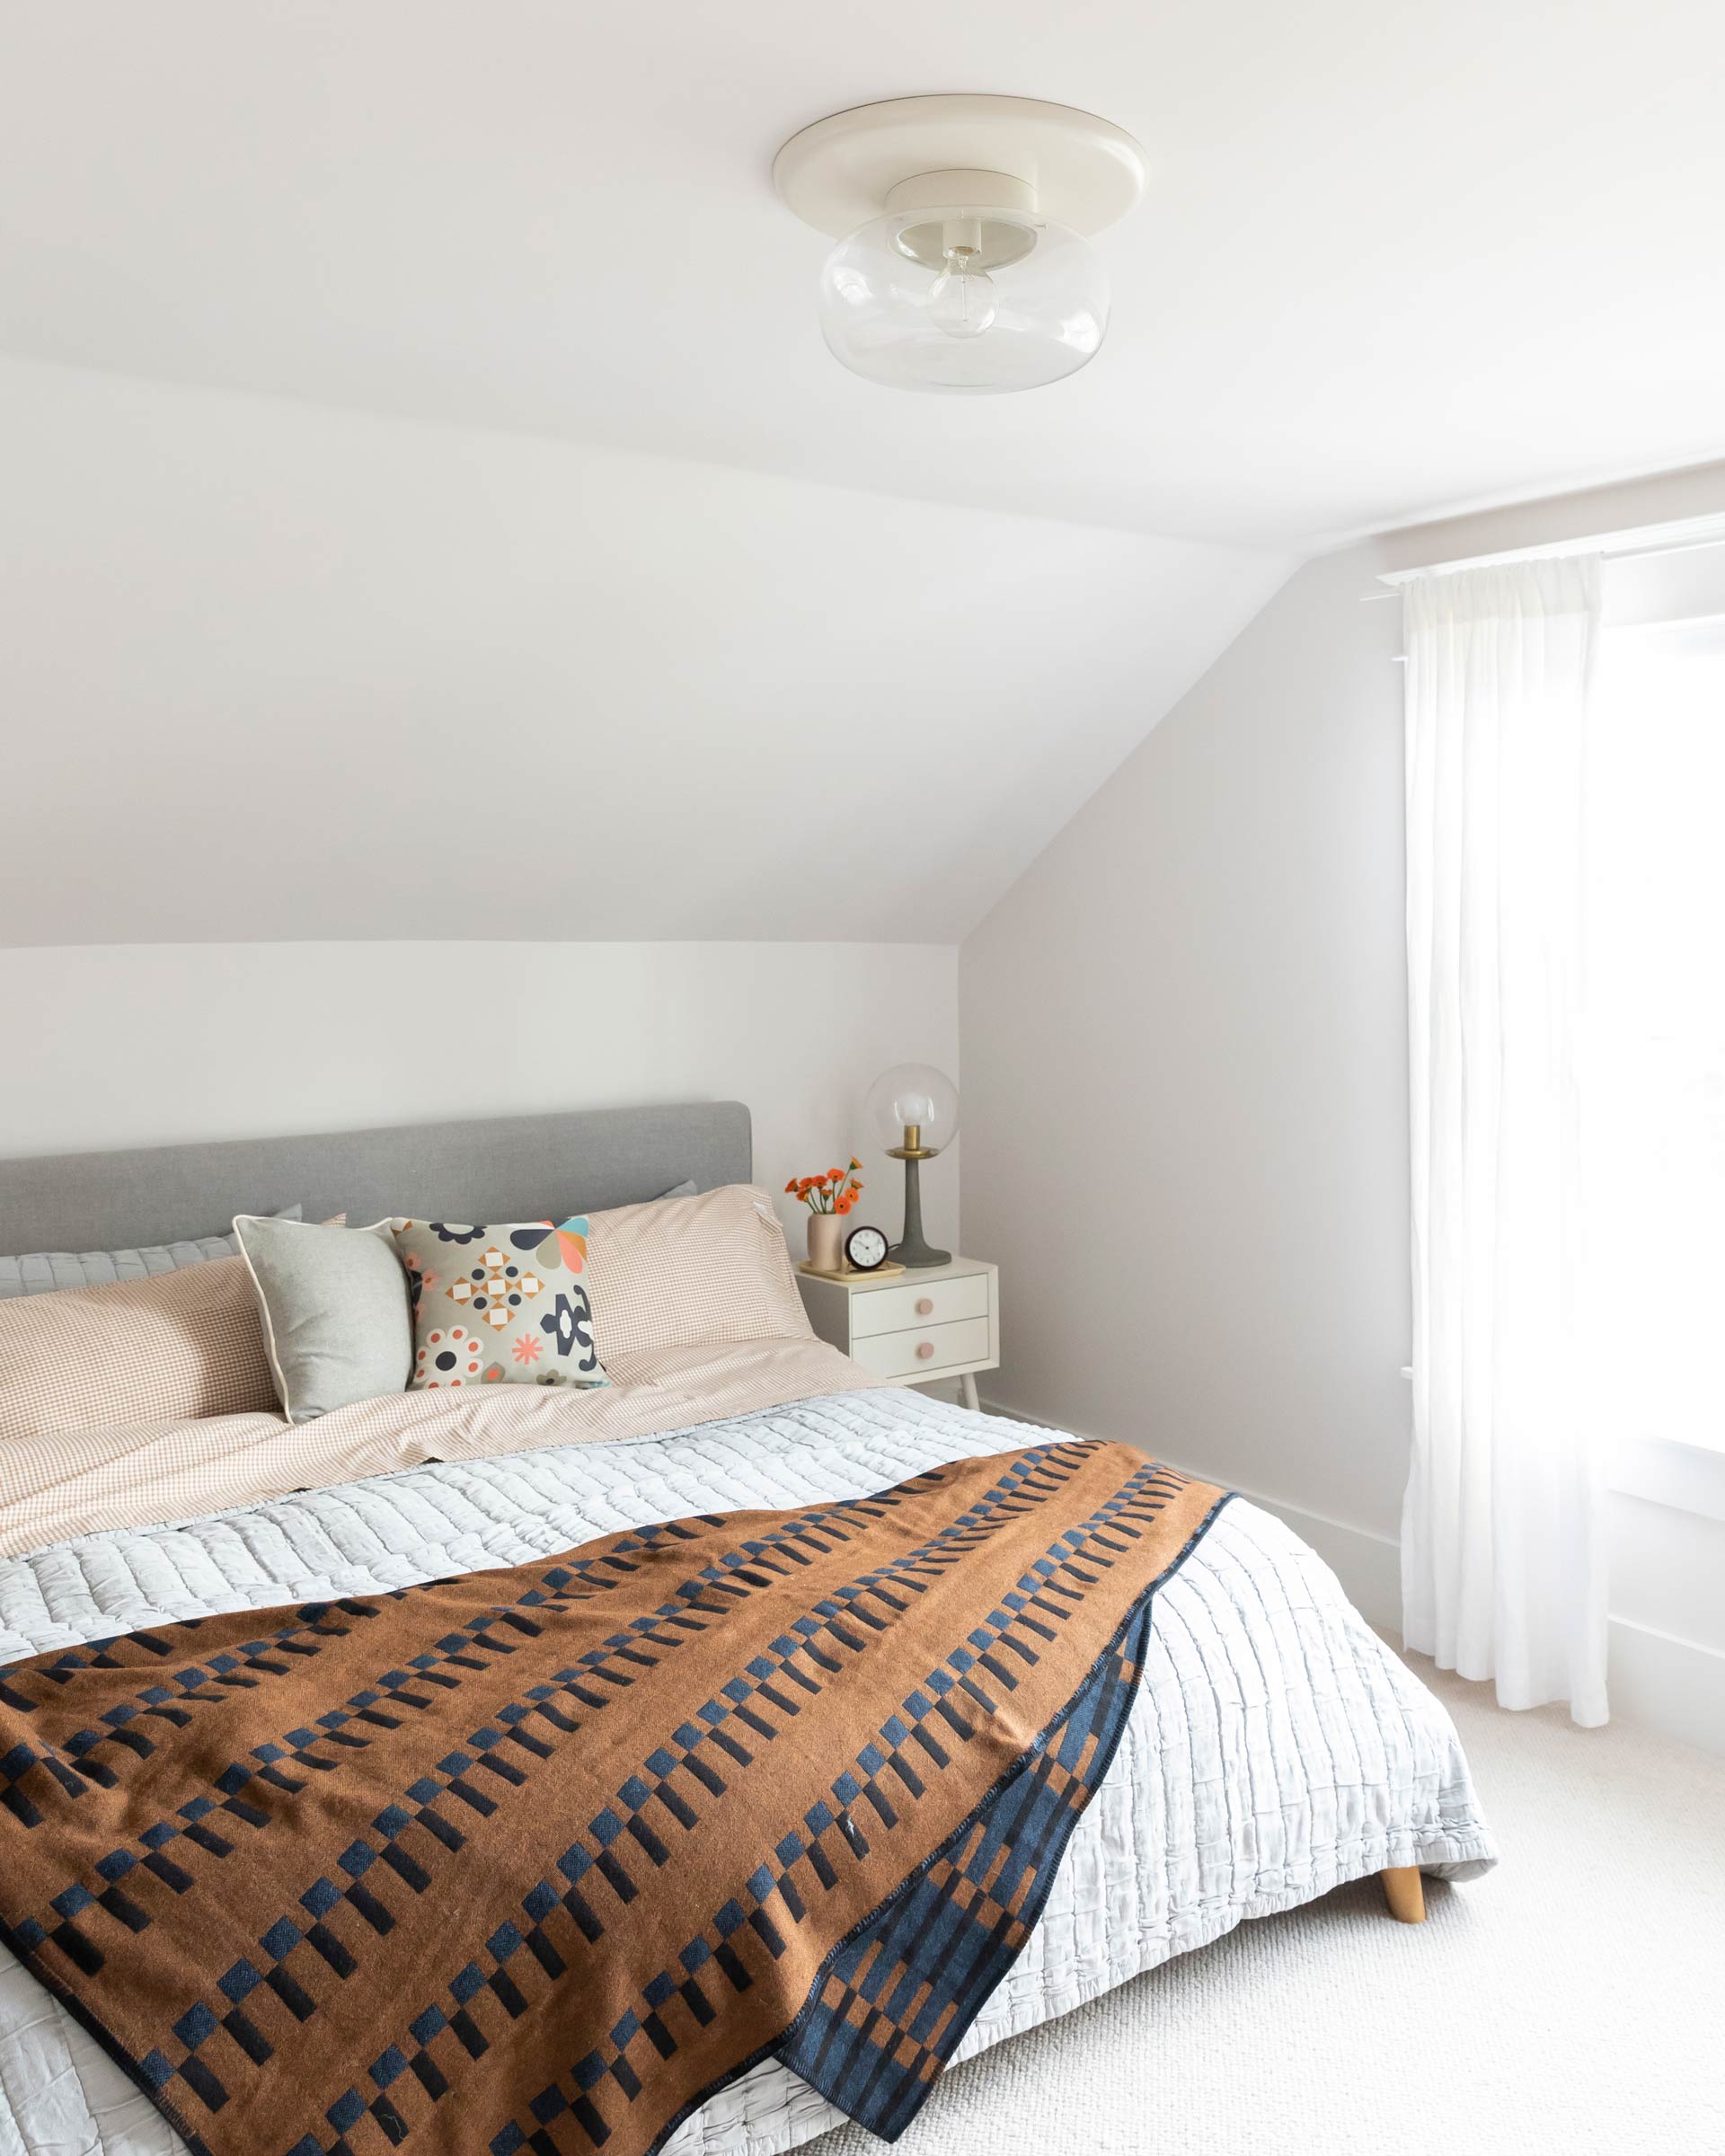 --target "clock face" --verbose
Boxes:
[845,1224,889,1272]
